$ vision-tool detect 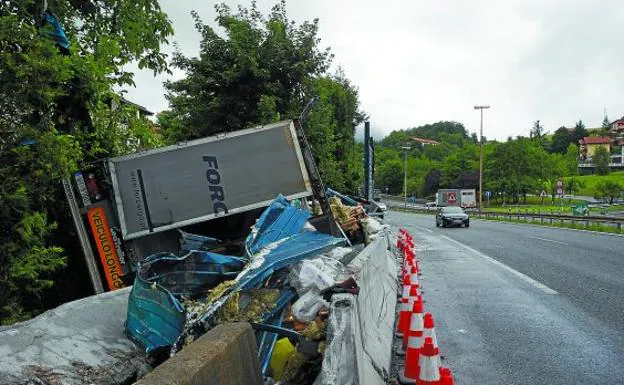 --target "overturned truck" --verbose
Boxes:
[63,120,339,294]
